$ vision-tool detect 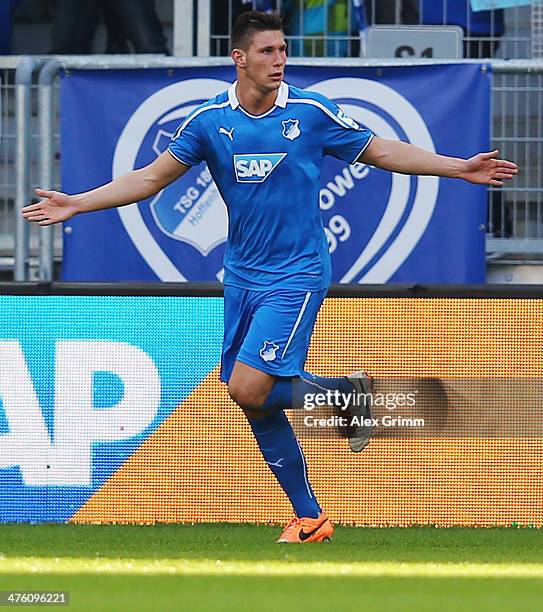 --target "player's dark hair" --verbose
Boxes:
[231,11,283,51]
